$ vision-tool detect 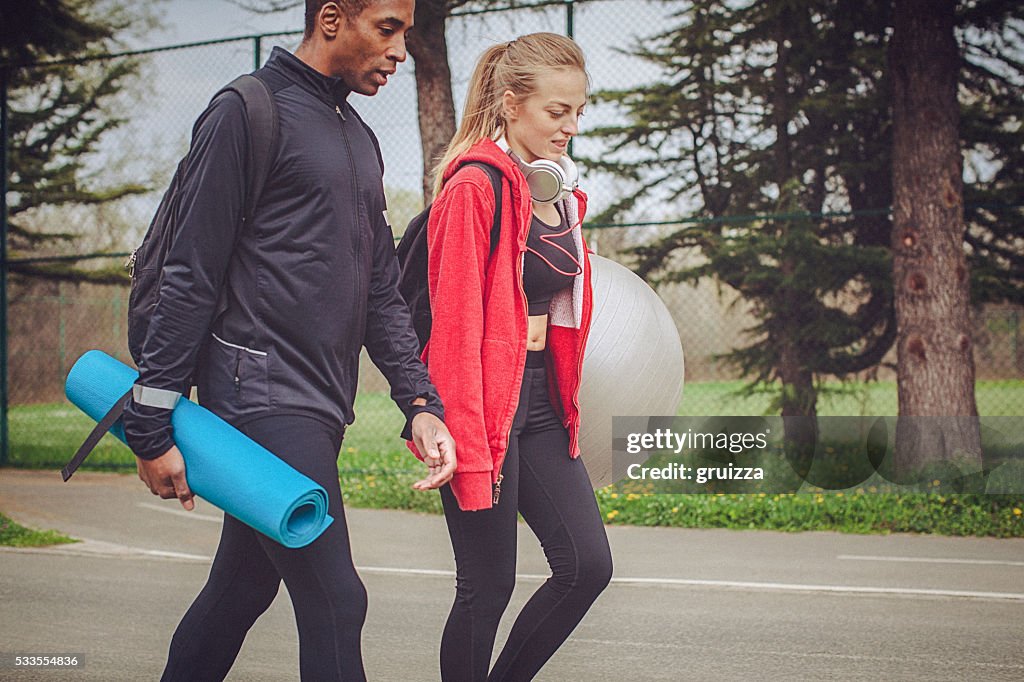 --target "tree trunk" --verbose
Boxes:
[890,0,981,479]
[771,11,818,452]
[407,0,456,202]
